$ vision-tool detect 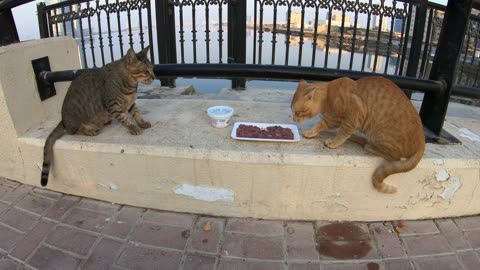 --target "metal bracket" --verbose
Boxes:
[32,56,56,101]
